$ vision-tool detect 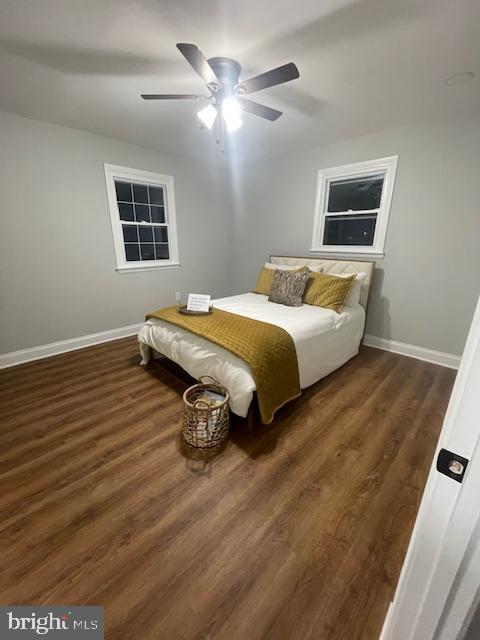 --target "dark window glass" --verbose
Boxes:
[115,181,132,202]
[327,176,384,212]
[122,225,138,243]
[133,183,149,204]
[154,227,168,243]
[323,214,377,246]
[140,243,155,260]
[135,204,150,223]
[149,186,164,205]
[155,244,170,260]
[118,202,134,221]
[115,178,172,263]
[125,244,140,261]
[150,205,165,223]
[139,226,154,243]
